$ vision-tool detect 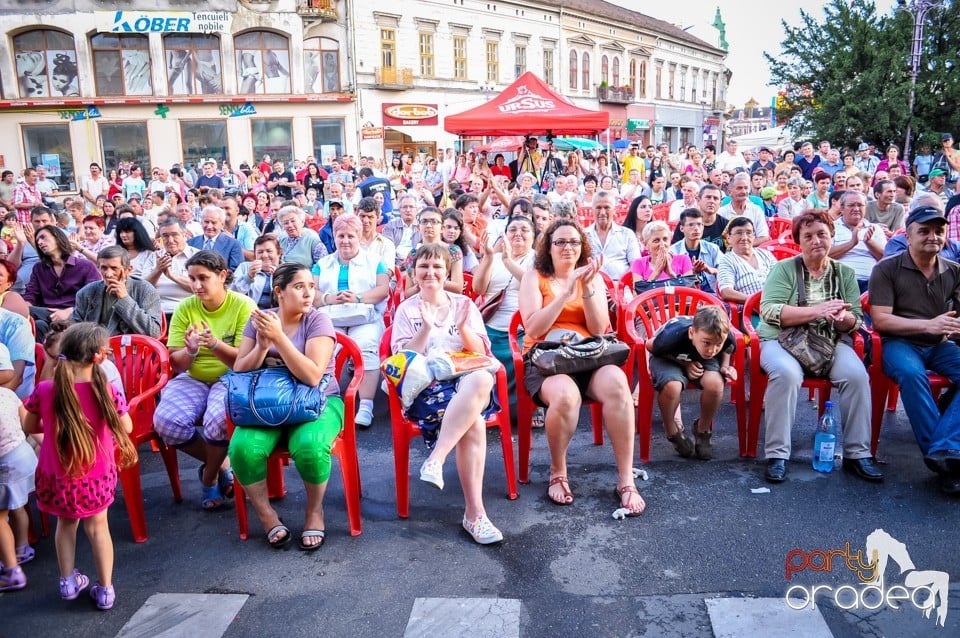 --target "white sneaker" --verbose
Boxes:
[356,406,374,428]
[462,514,503,545]
[419,458,444,490]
